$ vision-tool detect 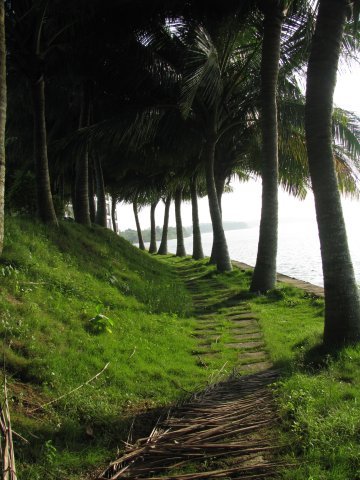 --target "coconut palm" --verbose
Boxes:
[6,0,78,225]
[174,187,186,257]
[158,195,172,255]
[249,0,288,292]
[305,0,360,346]
[149,197,160,254]
[190,175,205,260]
